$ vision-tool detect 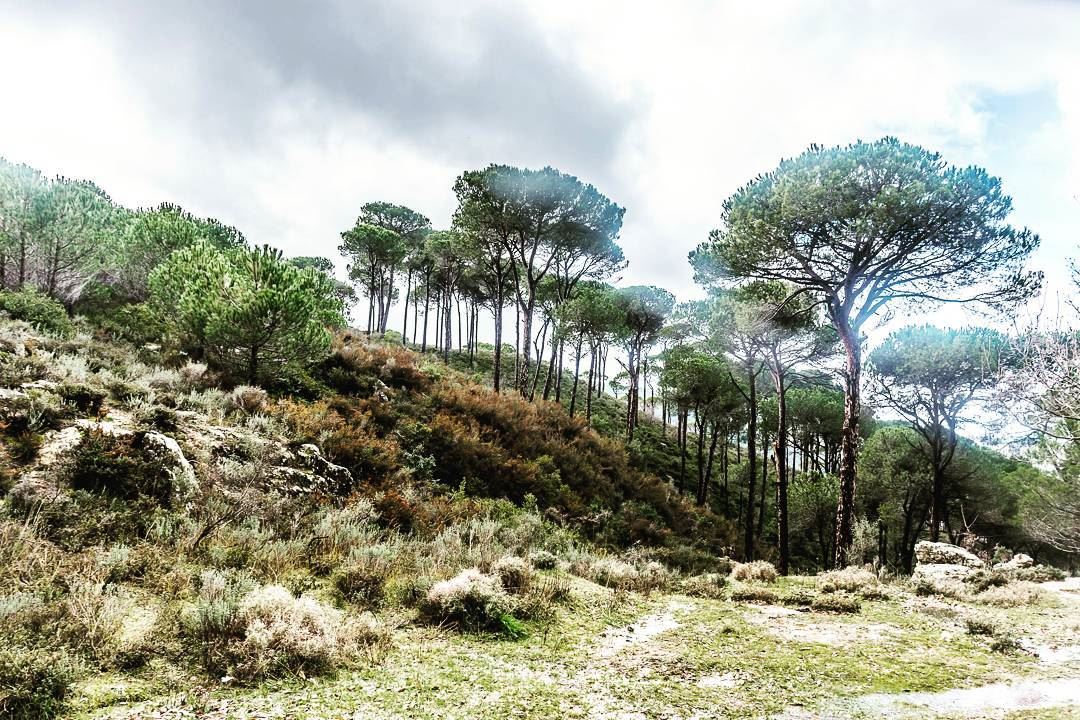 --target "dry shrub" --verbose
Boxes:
[492,555,532,594]
[731,560,778,584]
[680,573,728,599]
[232,584,380,680]
[729,585,779,604]
[636,561,673,593]
[811,593,861,614]
[331,545,397,607]
[178,362,210,389]
[778,588,817,607]
[817,567,879,594]
[974,582,1047,608]
[228,385,268,415]
[419,568,516,635]
[583,557,639,589]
